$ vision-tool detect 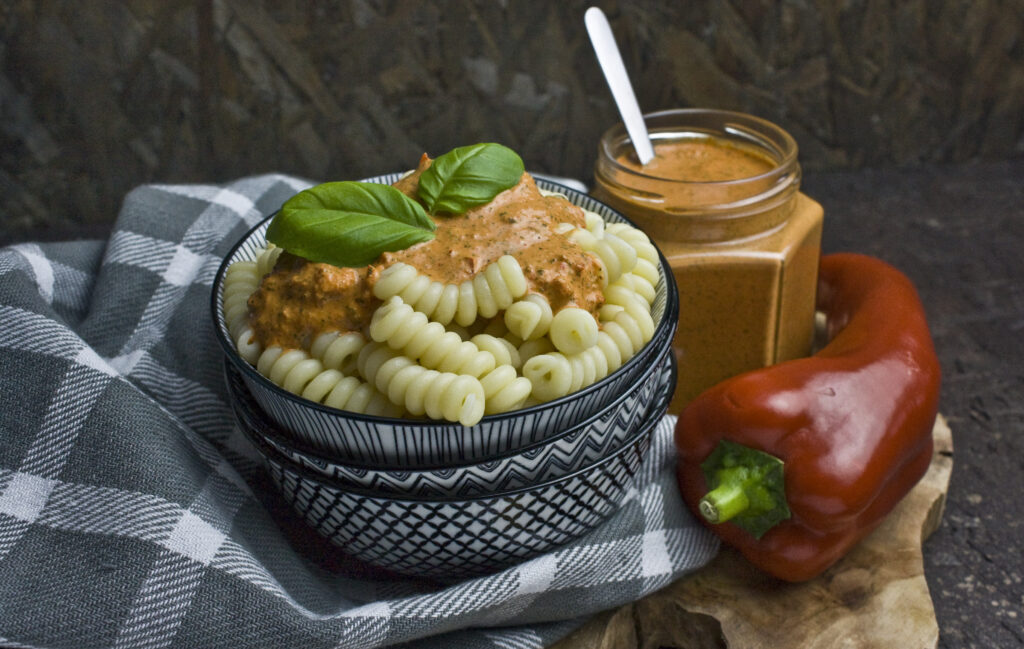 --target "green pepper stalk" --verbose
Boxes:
[699,440,790,539]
